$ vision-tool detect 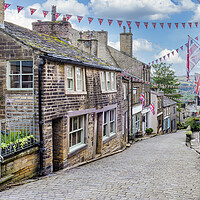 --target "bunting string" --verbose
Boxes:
[4,2,200,30]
